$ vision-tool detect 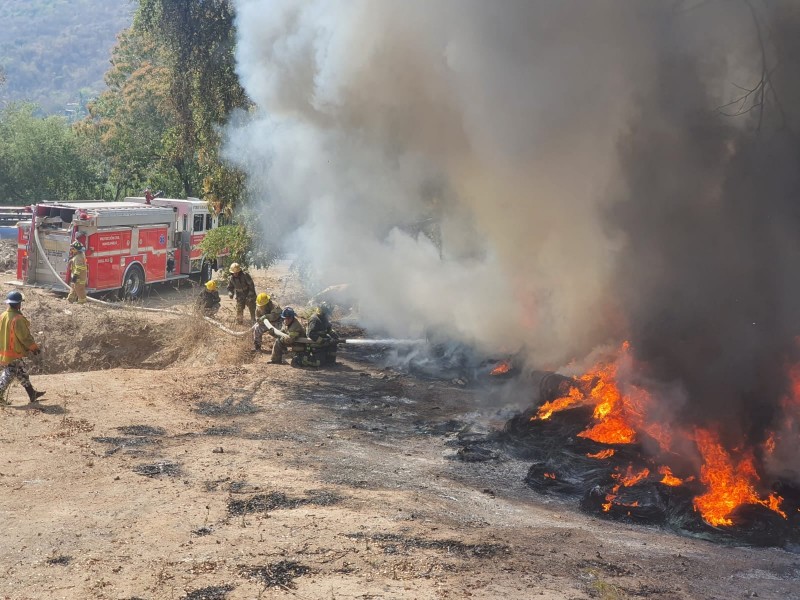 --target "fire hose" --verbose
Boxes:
[31,224,247,336]
[30,226,427,344]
